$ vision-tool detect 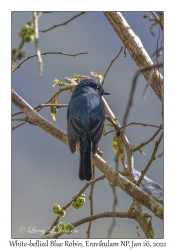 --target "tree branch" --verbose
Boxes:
[133,126,163,152]
[12,89,163,220]
[51,210,155,238]
[43,175,106,236]
[39,12,85,33]
[123,63,163,127]
[12,52,88,73]
[102,47,123,84]
[104,12,163,101]
[86,166,95,238]
[137,132,163,186]
[33,12,43,76]
[117,121,161,133]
